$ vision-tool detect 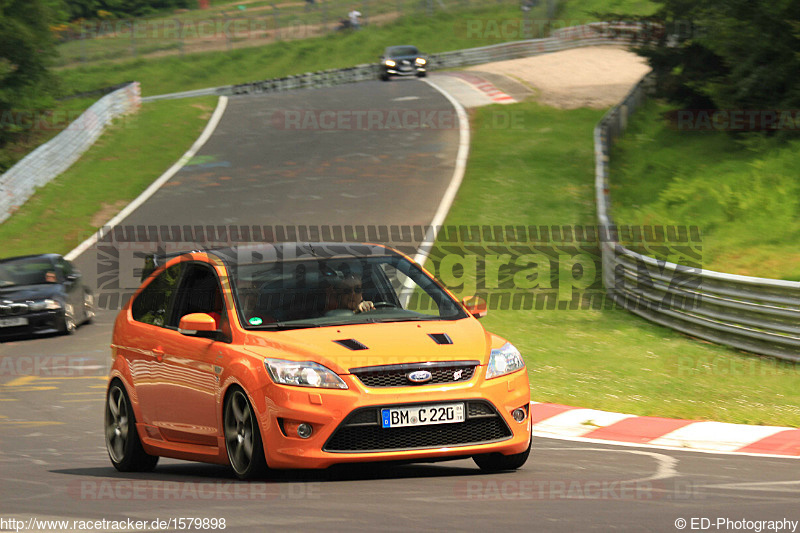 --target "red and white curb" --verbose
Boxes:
[444,72,516,104]
[531,402,800,457]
